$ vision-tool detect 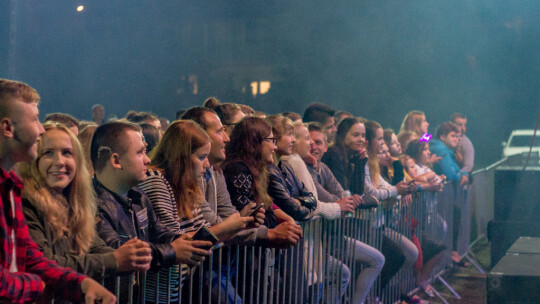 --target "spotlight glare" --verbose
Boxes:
[76,5,84,12]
